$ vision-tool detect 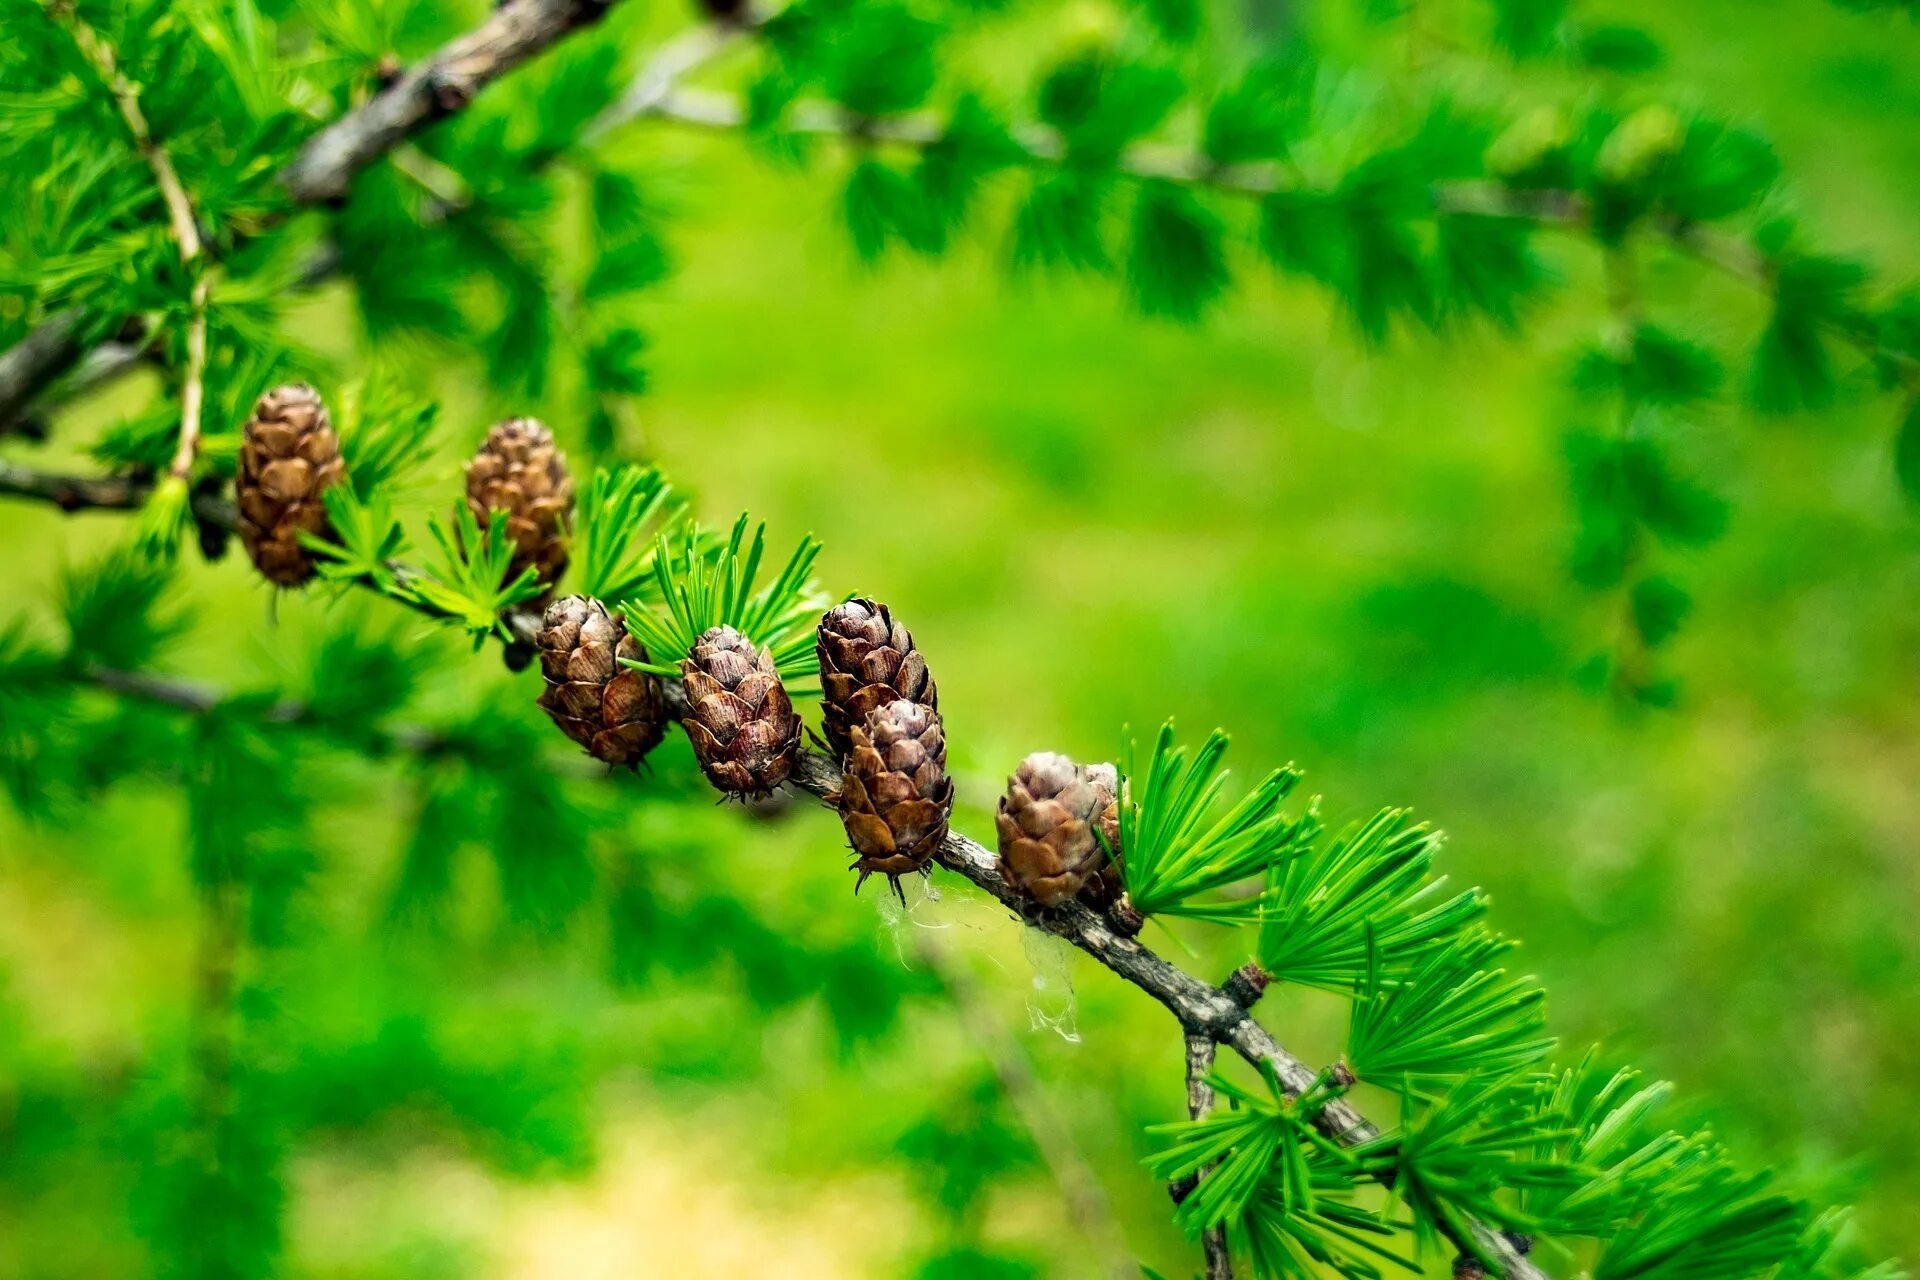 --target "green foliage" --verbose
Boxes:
[57,550,187,673]
[1115,722,1314,924]
[617,513,827,677]
[1128,182,1229,321]
[1354,1075,1581,1258]
[574,464,680,605]
[1752,244,1871,413]
[1346,935,1553,1093]
[334,367,439,499]
[1896,395,1920,504]
[404,507,545,643]
[303,485,408,593]
[1256,811,1486,994]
